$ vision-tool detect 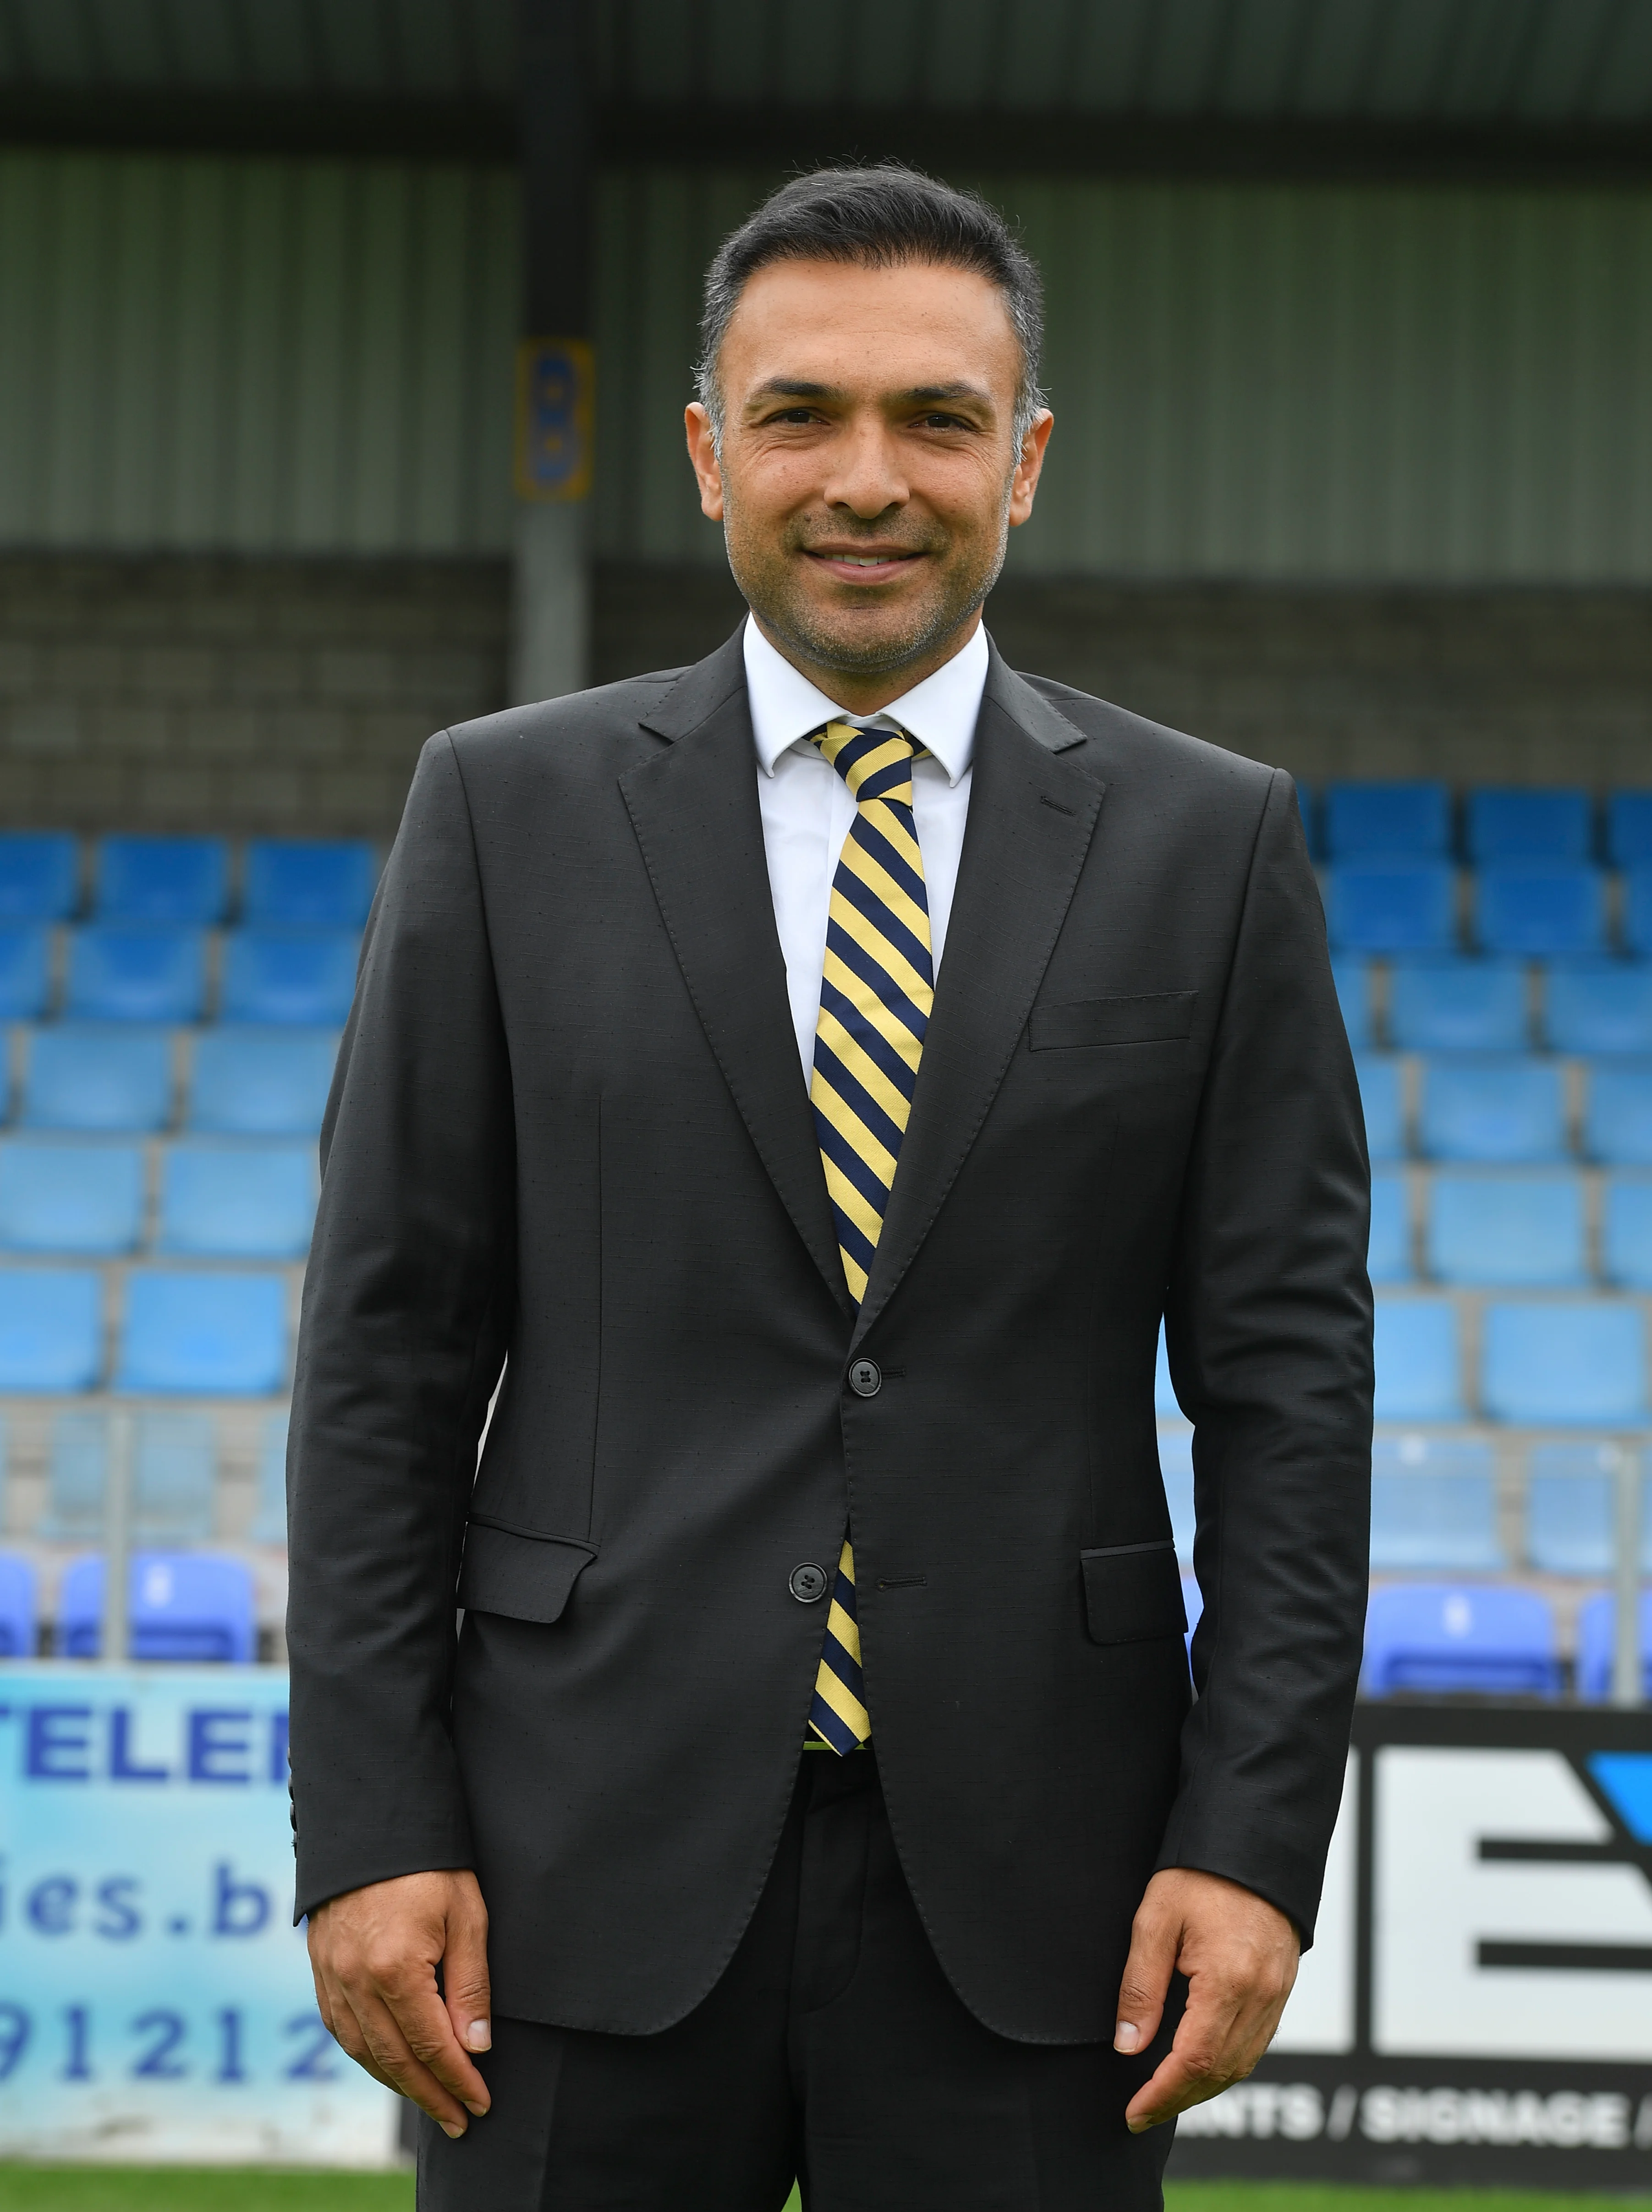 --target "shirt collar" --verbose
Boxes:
[743,615,986,788]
